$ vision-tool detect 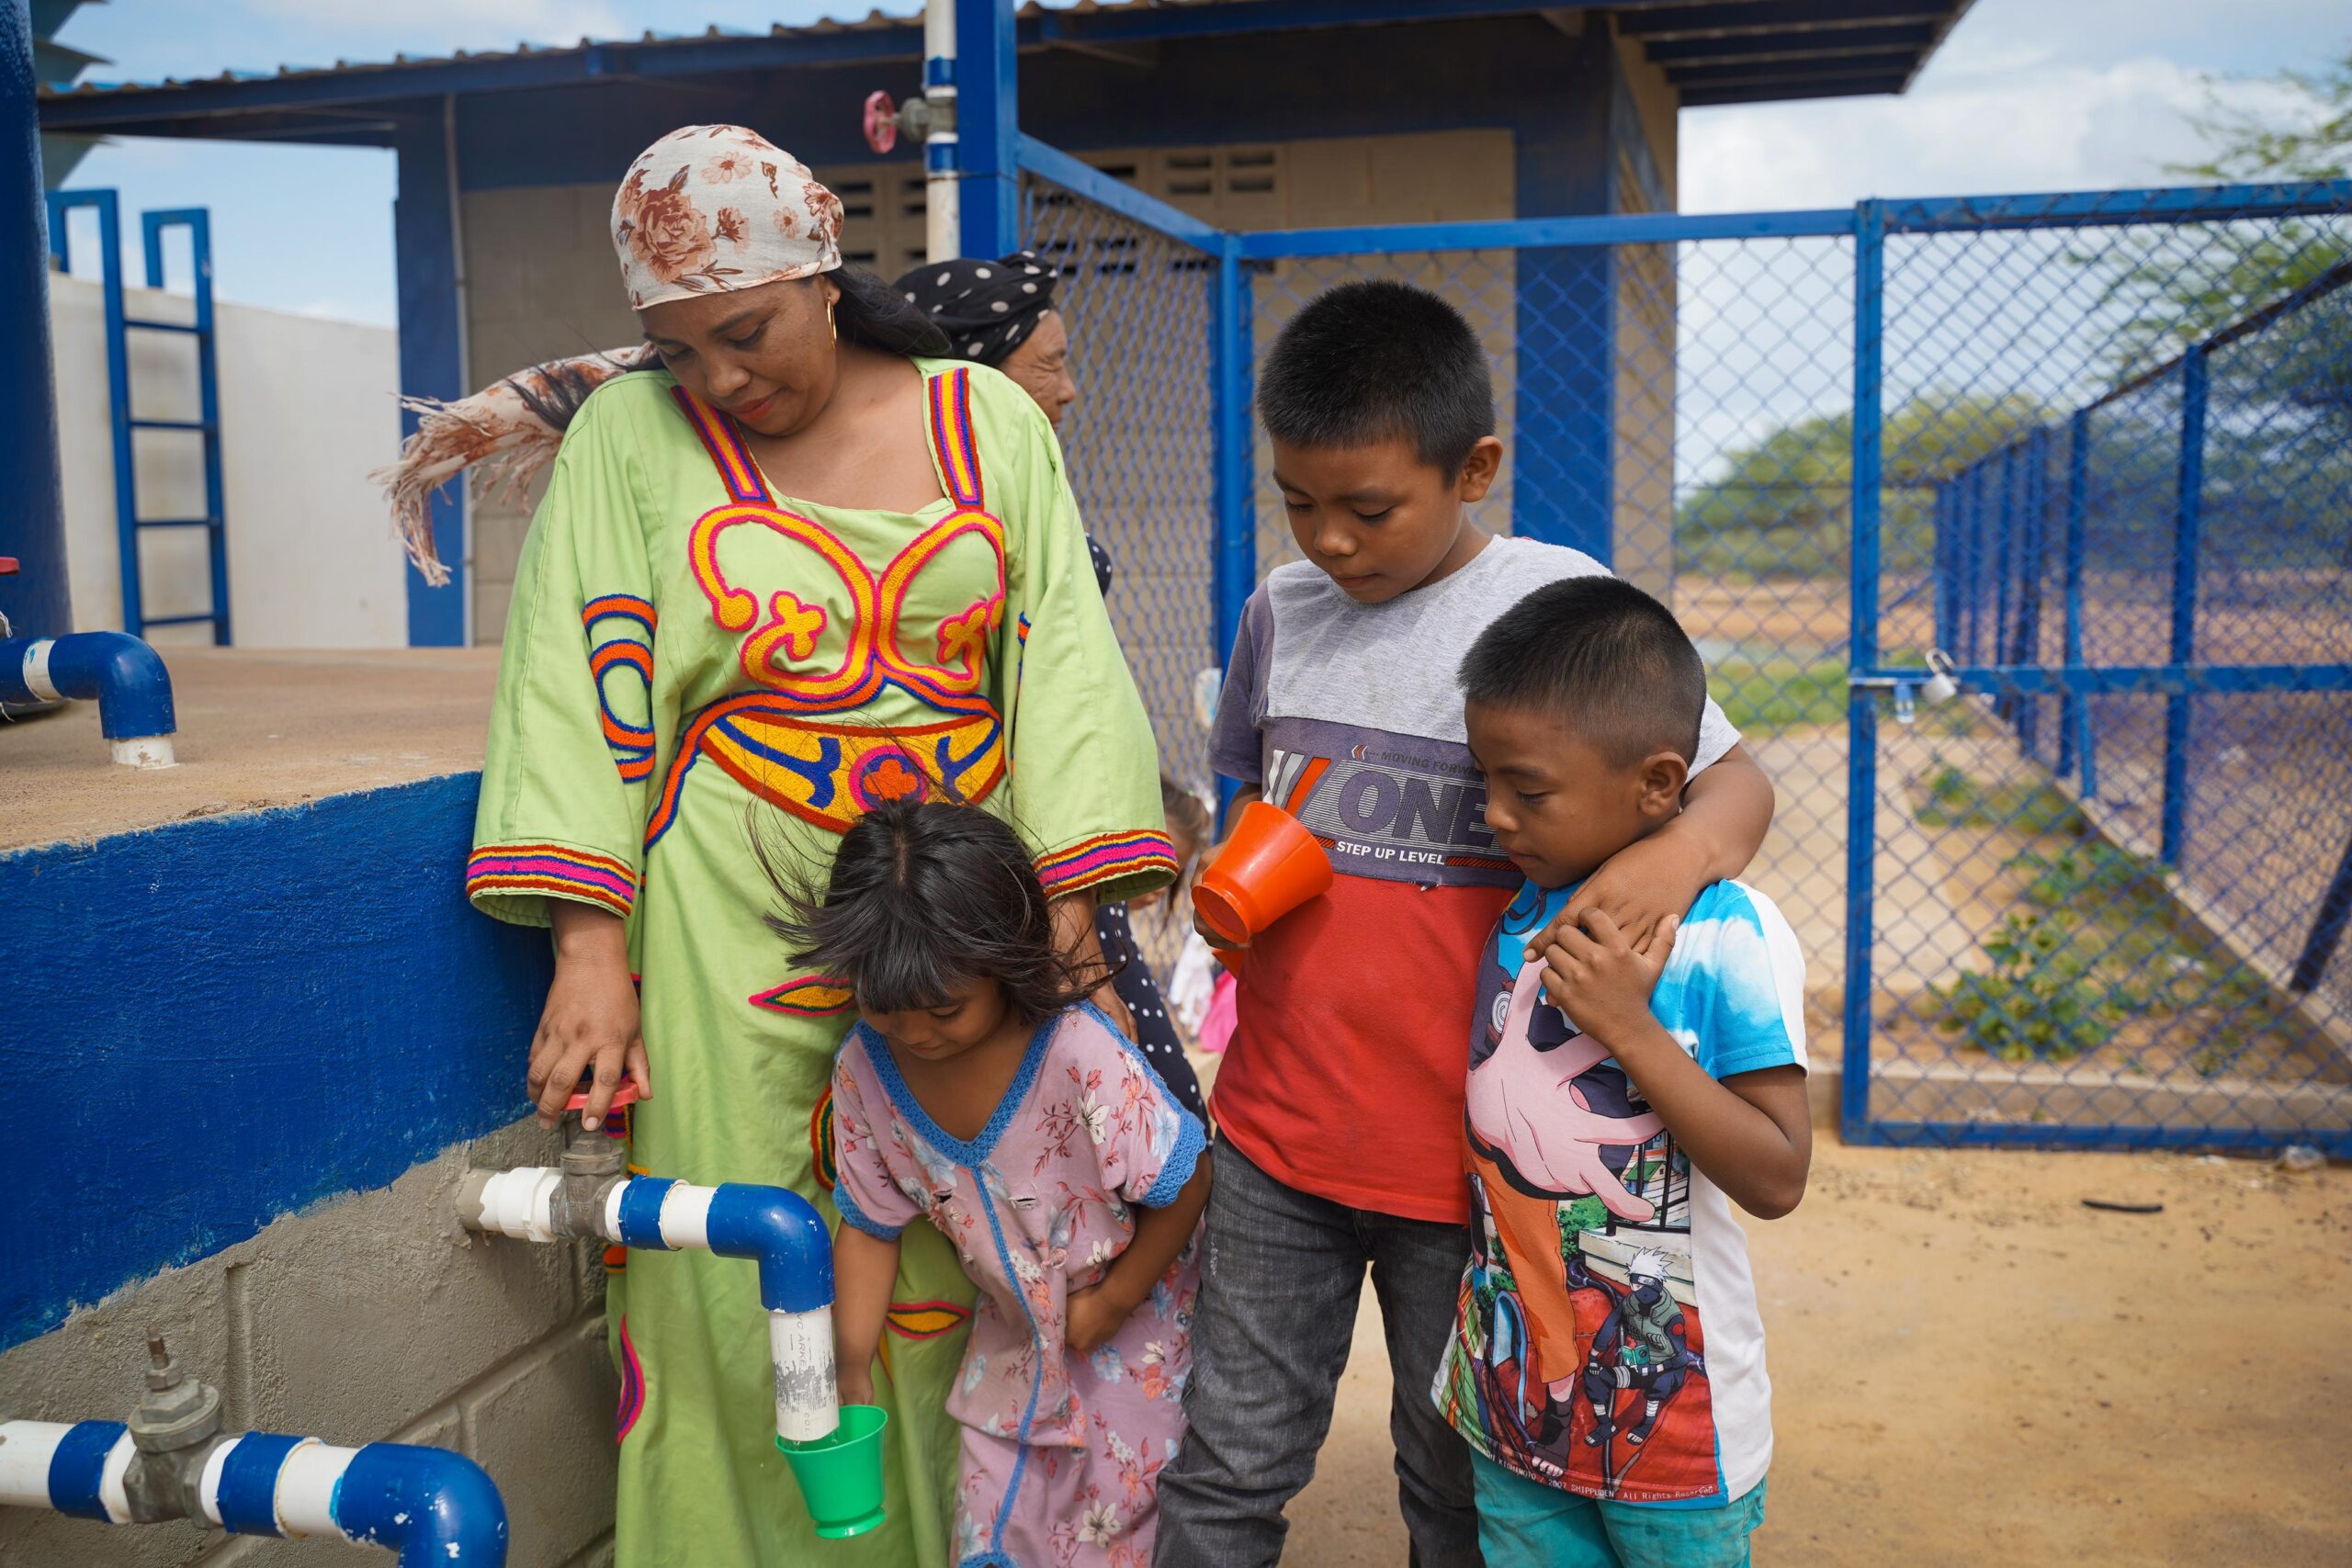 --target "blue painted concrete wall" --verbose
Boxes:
[6,773,551,1351]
